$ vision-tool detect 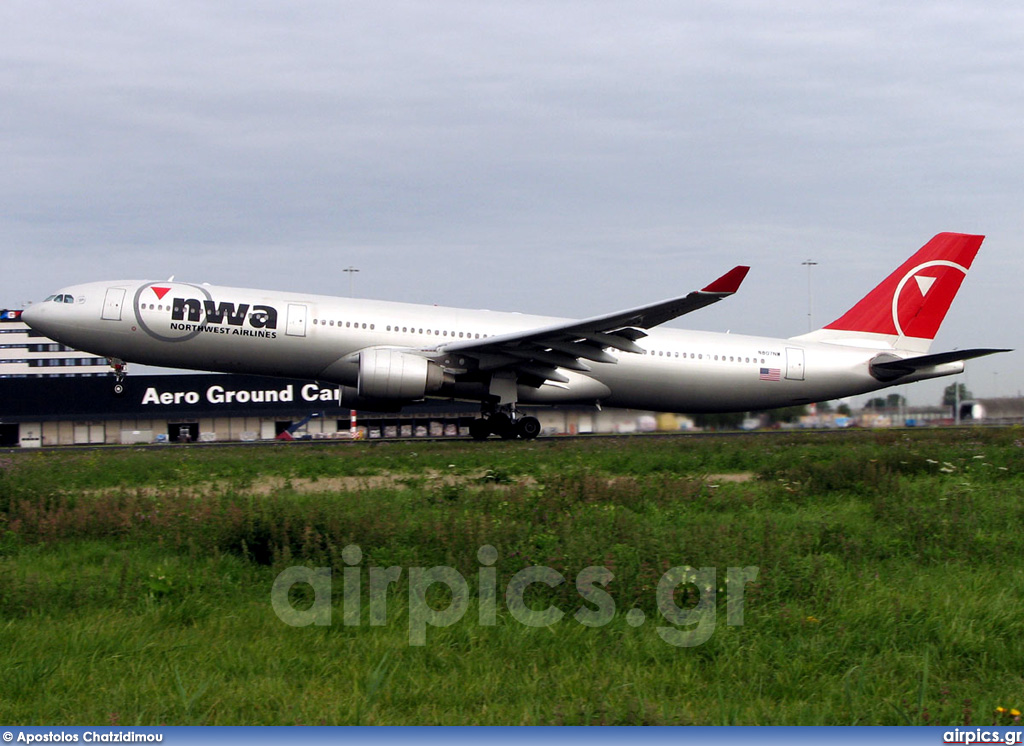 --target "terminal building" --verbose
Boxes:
[1,371,660,448]
[2,372,482,447]
[0,308,109,377]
